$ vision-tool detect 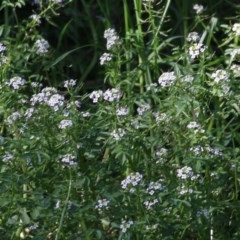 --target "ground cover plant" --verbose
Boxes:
[1,0,240,239]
